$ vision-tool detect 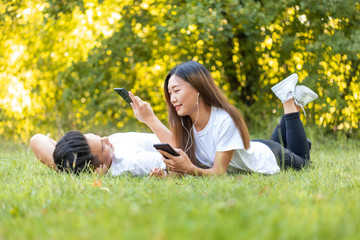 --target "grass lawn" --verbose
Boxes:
[0,132,359,240]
